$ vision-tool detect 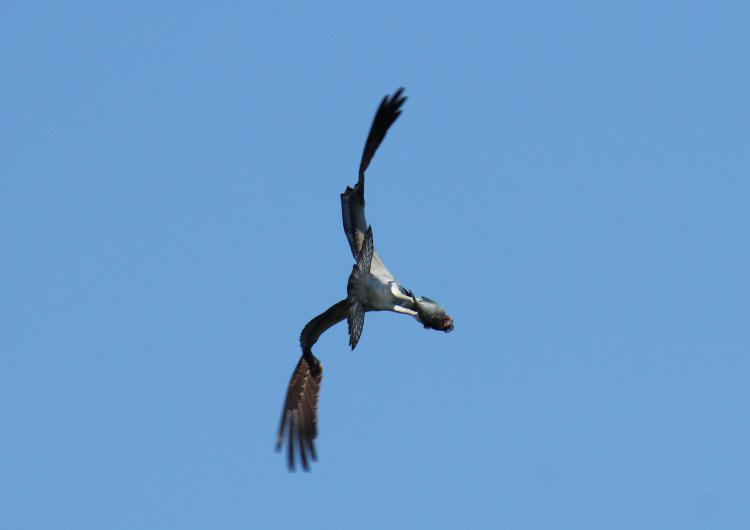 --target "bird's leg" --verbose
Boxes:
[389,282,416,304]
[389,283,419,316]
[393,305,419,317]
